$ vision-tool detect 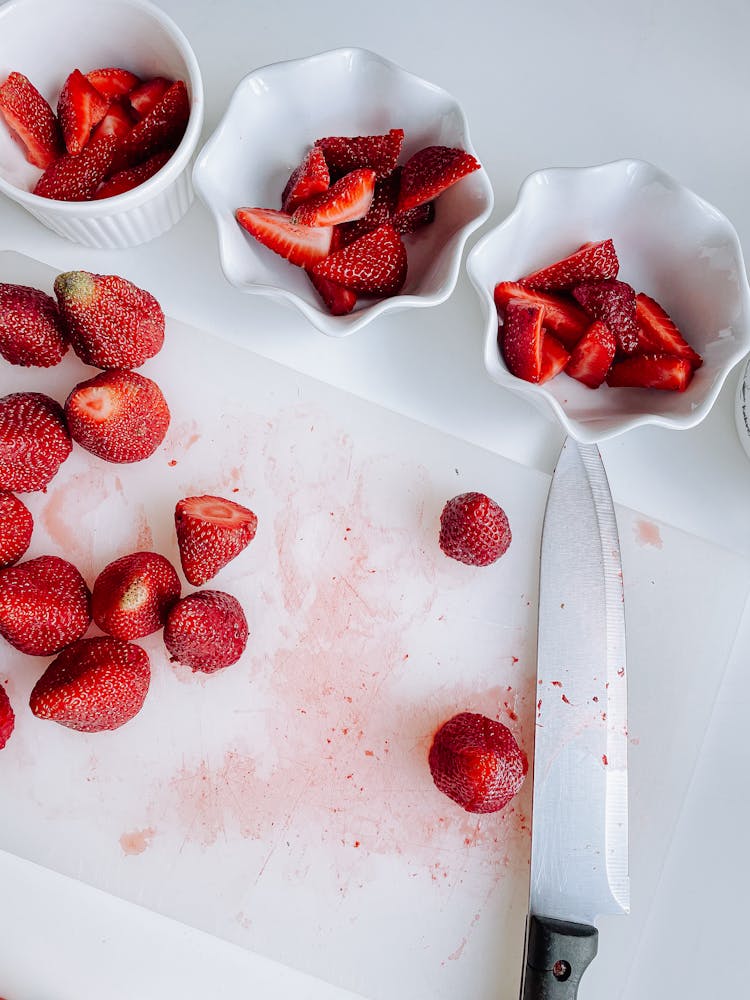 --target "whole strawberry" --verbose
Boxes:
[175,495,258,586]
[54,271,164,369]
[428,711,527,813]
[164,590,248,673]
[0,684,14,749]
[0,555,91,656]
[0,492,33,568]
[439,492,511,567]
[0,284,68,367]
[92,551,181,640]
[30,636,150,733]
[0,392,72,492]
